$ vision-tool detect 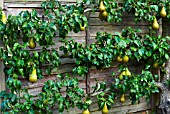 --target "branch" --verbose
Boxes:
[84,8,98,13]
[154,82,164,90]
